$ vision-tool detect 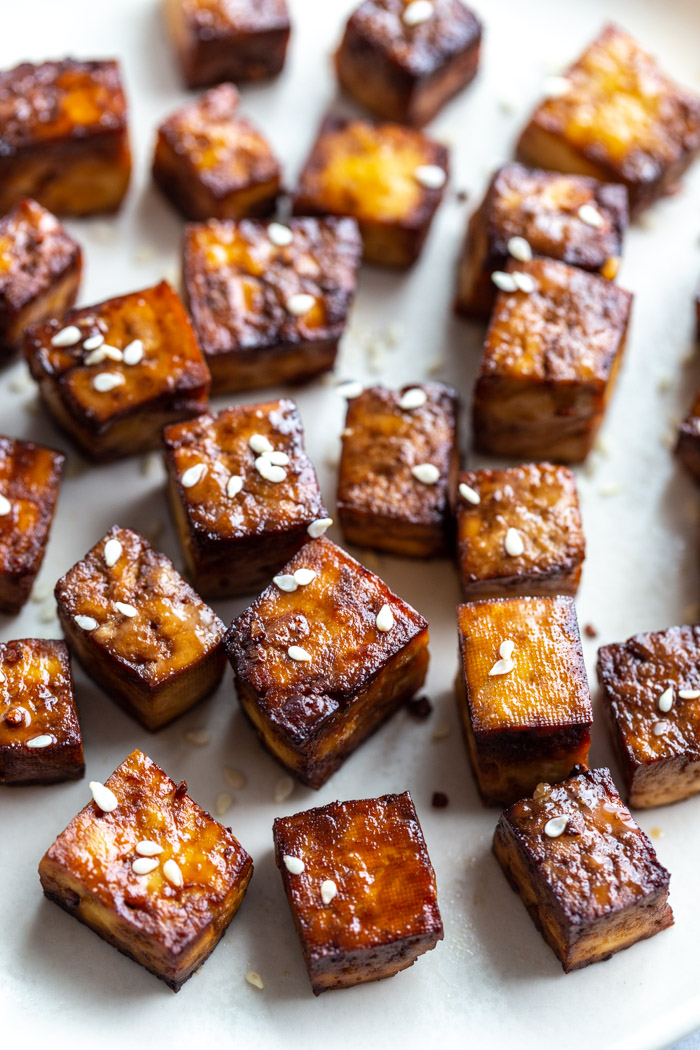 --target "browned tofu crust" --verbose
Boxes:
[455,462,585,600]
[293,115,448,267]
[39,749,253,990]
[0,59,131,216]
[24,281,210,462]
[273,791,443,994]
[338,382,460,558]
[153,84,280,222]
[335,0,481,127]
[675,385,700,484]
[516,24,700,214]
[225,536,429,788]
[163,399,328,597]
[55,527,226,731]
[473,257,633,463]
[0,638,83,784]
[183,217,361,394]
[0,435,64,614]
[493,767,674,972]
